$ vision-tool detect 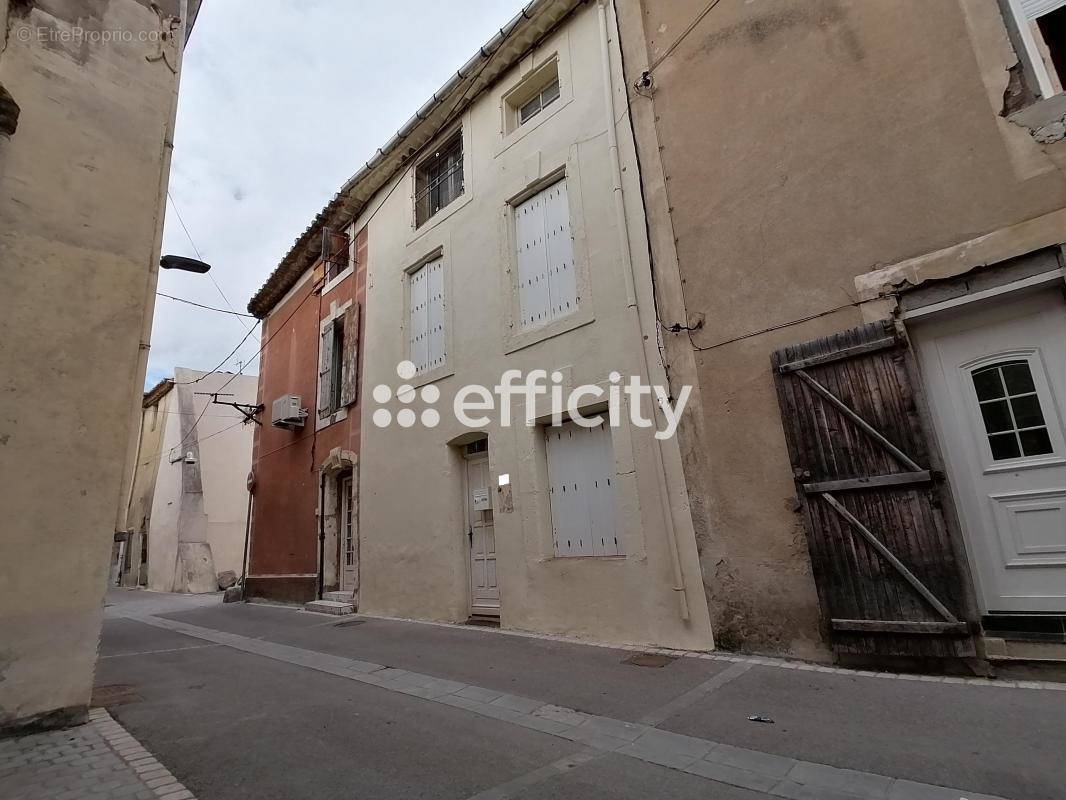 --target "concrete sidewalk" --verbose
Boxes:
[92,589,1066,800]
